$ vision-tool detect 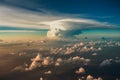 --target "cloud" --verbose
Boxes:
[42,57,53,66]
[44,70,52,75]
[45,18,114,38]
[92,53,97,56]
[86,75,94,80]
[55,62,60,66]
[75,67,85,74]
[40,77,44,80]
[0,30,36,32]
[26,54,42,71]
[50,41,101,55]
[100,58,120,67]
[0,5,117,39]
[100,59,112,67]
[0,5,63,29]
